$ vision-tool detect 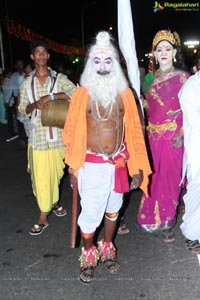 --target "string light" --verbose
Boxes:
[2,16,83,55]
